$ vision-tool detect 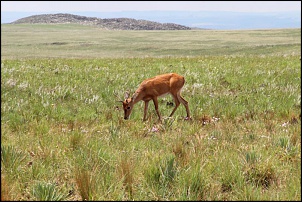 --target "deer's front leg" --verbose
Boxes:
[143,100,150,121]
[152,97,161,121]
